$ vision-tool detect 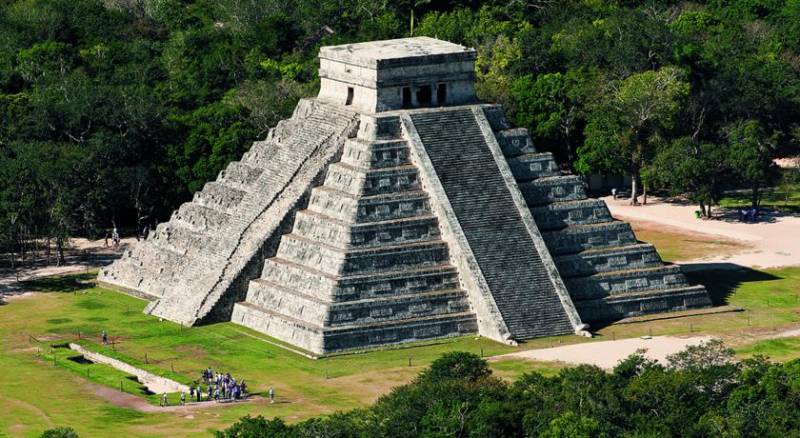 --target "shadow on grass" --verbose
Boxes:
[21,272,96,293]
[682,263,781,306]
[588,263,779,331]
